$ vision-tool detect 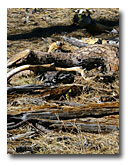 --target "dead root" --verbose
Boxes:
[7,64,88,82]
